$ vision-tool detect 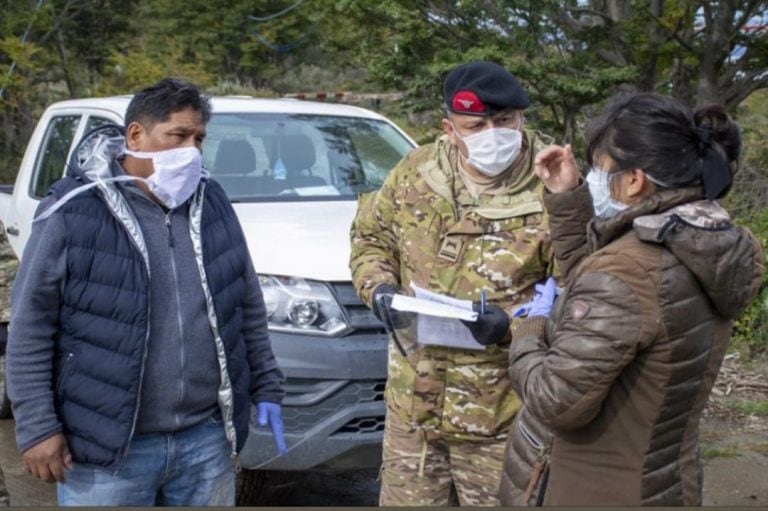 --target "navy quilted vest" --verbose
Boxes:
[49,177,250,468]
